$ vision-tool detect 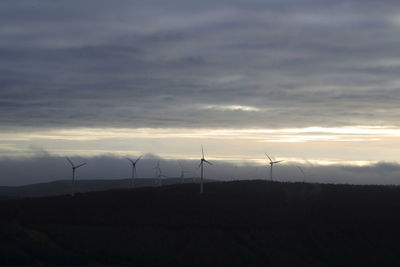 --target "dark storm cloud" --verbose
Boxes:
[1,0,400,129]
[1,154,400,186]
